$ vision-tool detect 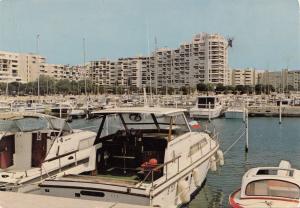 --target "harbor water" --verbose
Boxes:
[70,116,300,207]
